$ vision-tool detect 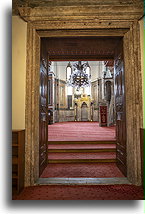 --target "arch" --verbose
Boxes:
[81,102,88,121]
[81,102,88,108]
